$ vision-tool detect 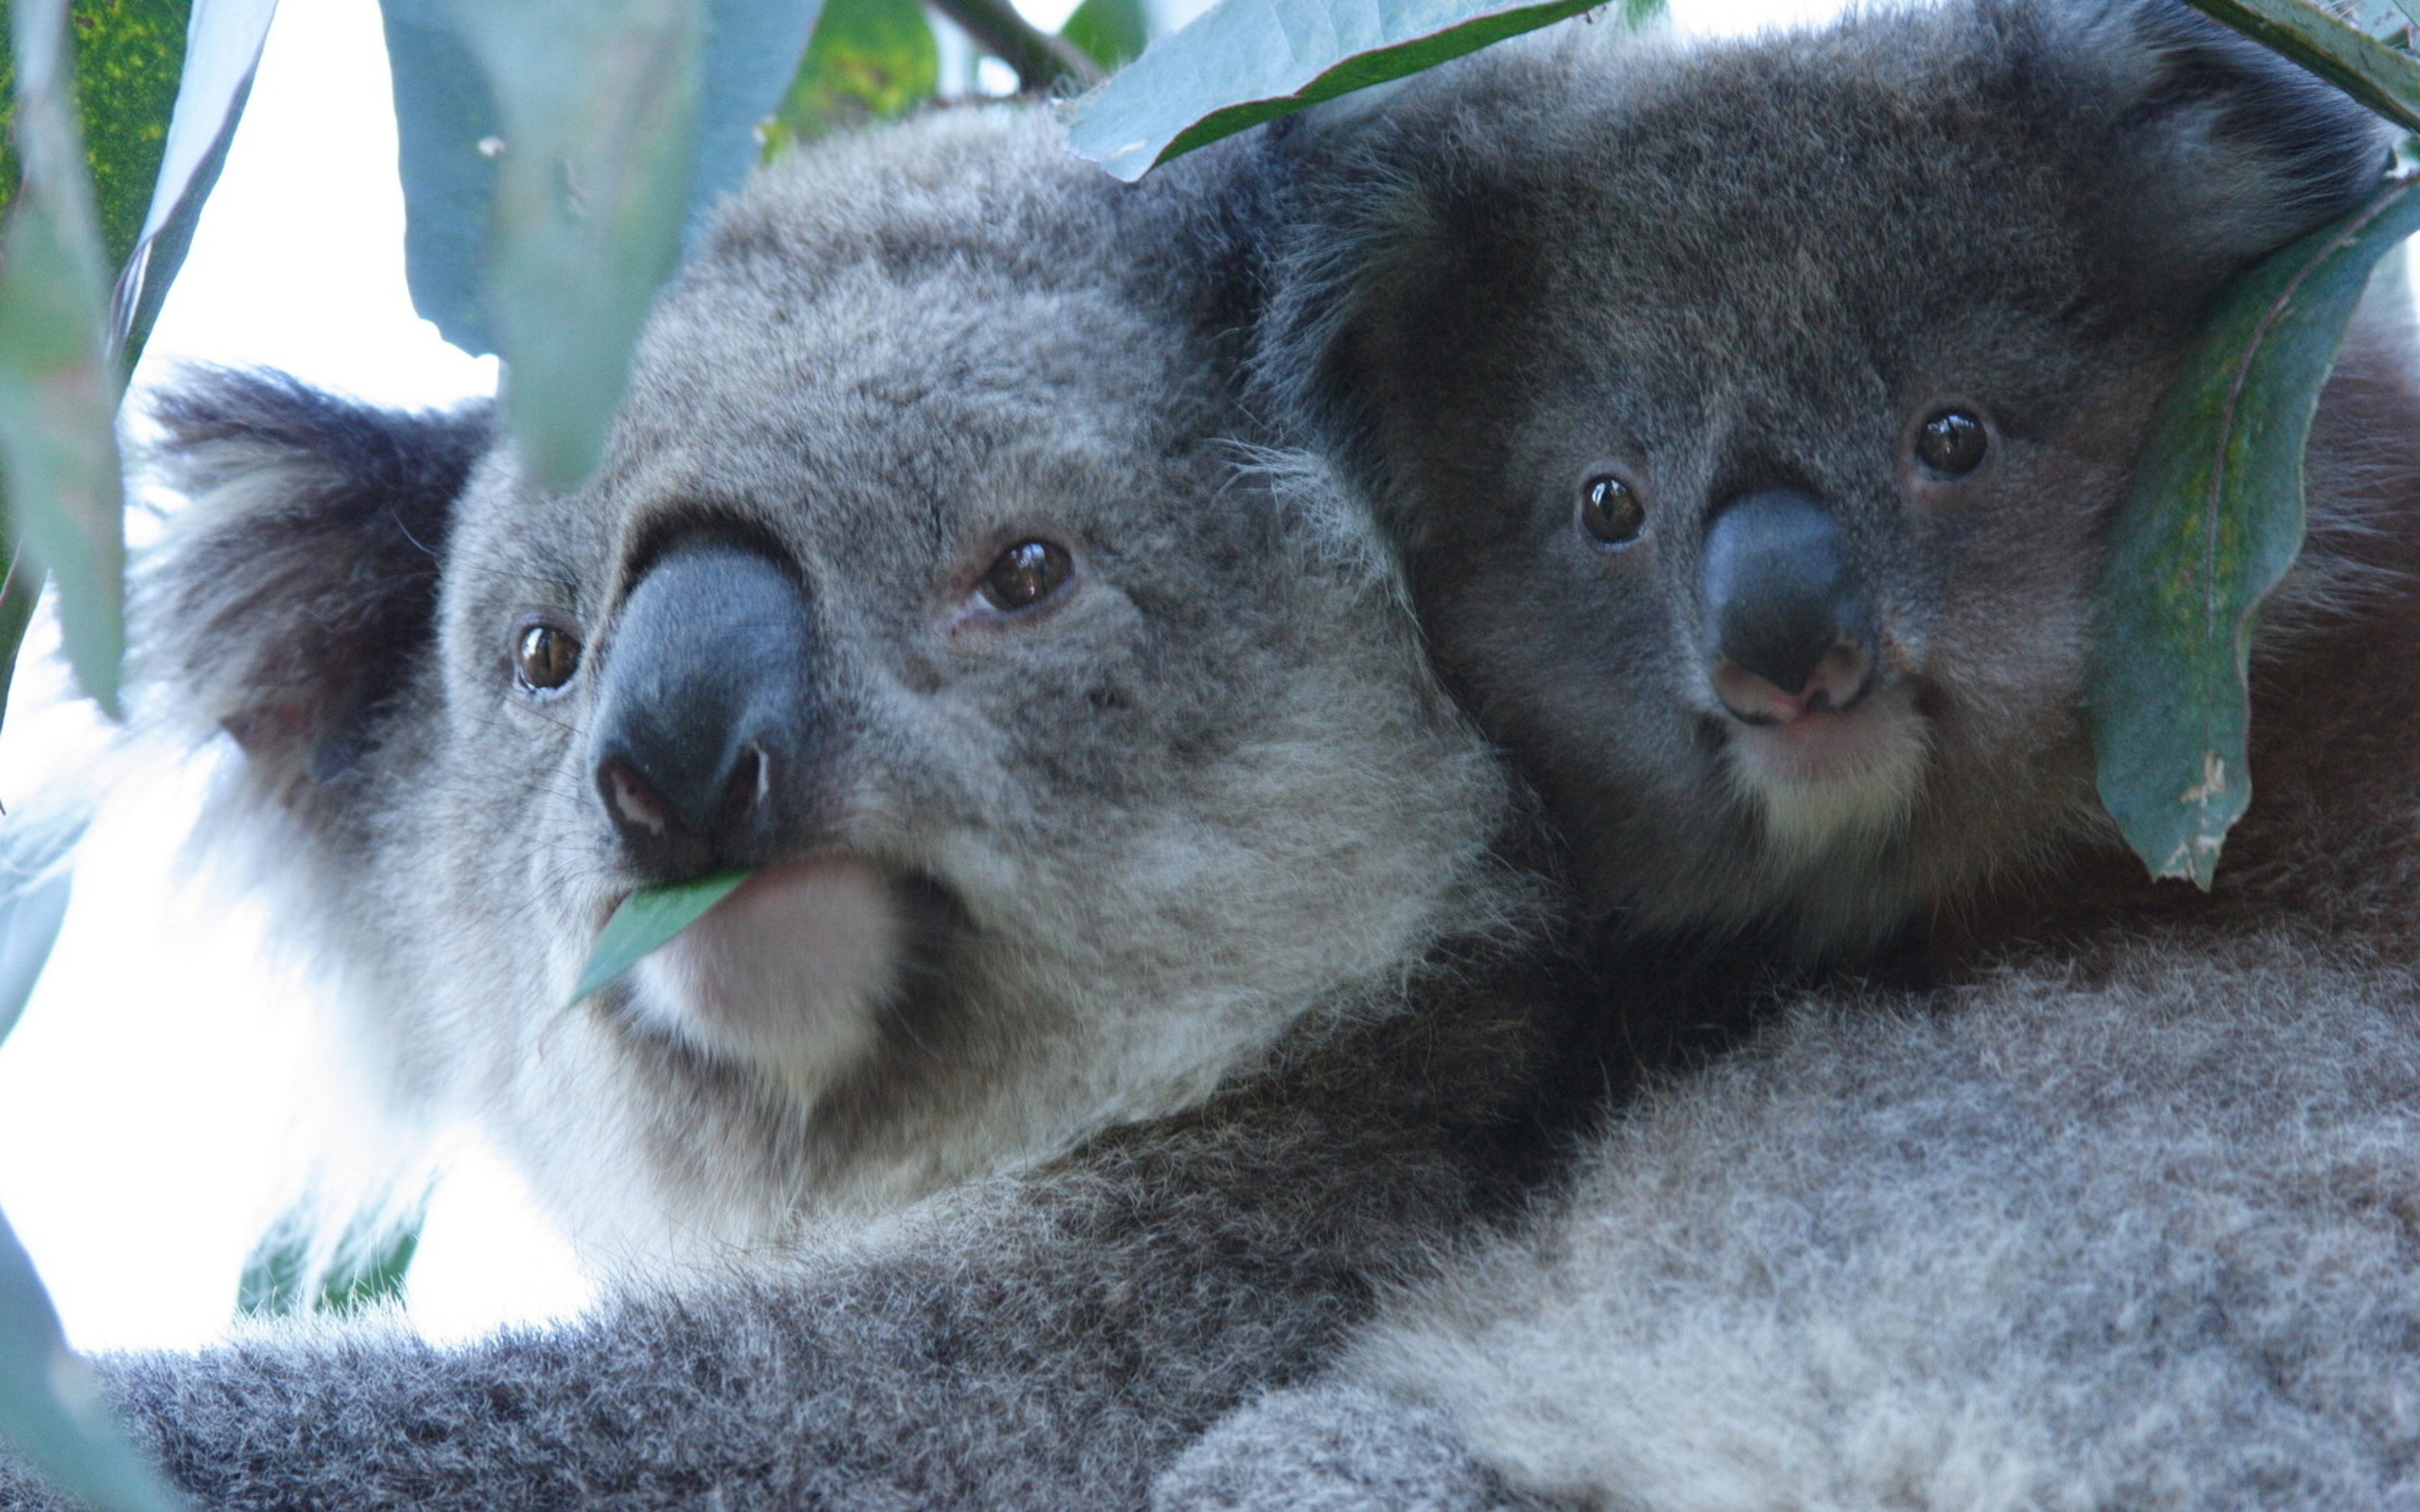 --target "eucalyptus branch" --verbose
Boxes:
[926,0,1106,93]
